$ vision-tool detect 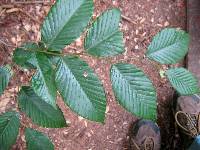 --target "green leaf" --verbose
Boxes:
[41,0,94,51]
[25,128,54,150]
[84,8,124,57]
[146,28,189,64]
[166,68,200,95]
[0,66,11,96]
[13,43,39,69]
[55,56,106,122]
[110,63,157,120]
[0,111,20,150]
[31,53,57,108]
[18,86,66,128]
[13,43,57,108]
